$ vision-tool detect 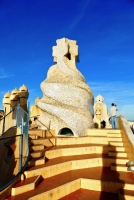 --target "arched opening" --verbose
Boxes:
[58,128,74,136]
